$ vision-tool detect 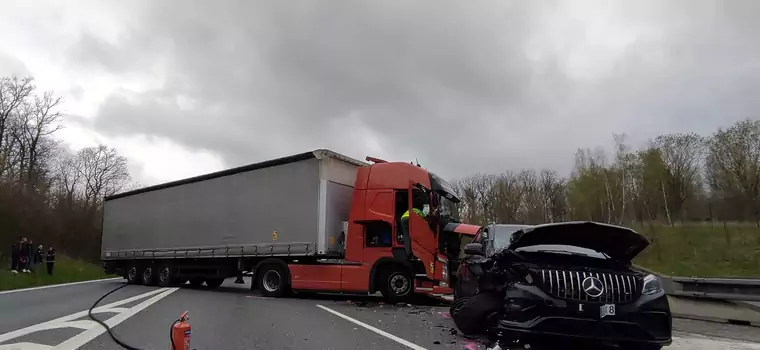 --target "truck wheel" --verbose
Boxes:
[205,278,224,288]
[126,265,142,284]
[379,268,413,303]
[141,266,158,286]
[258,264,290,297]
[157,265,175,287]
